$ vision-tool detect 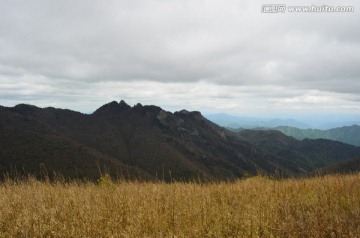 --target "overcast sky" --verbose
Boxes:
[1,0,360,120]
